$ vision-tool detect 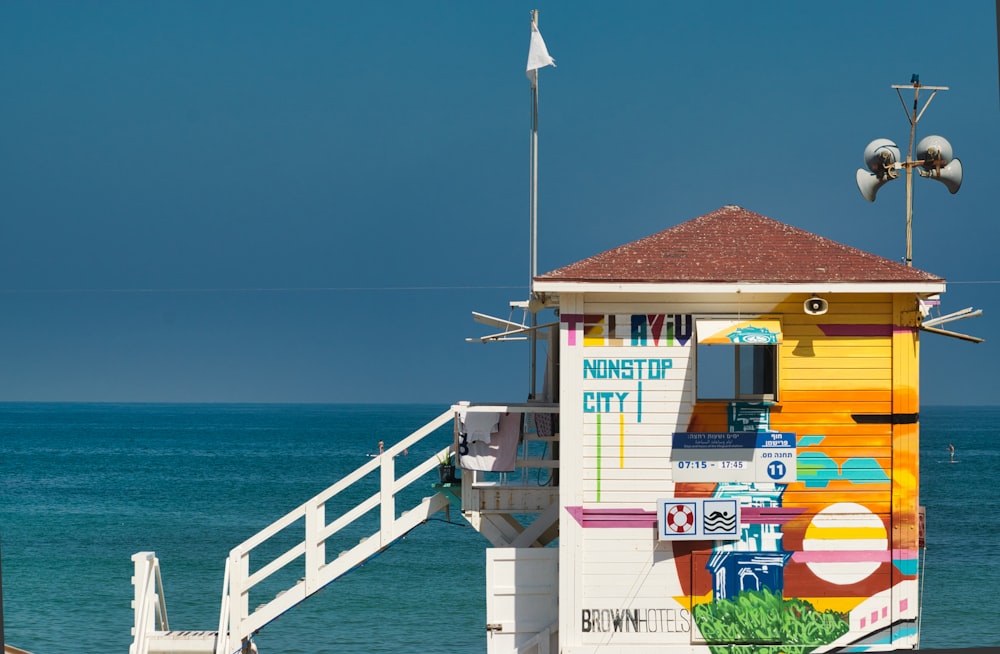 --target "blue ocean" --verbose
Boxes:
[1,403,998,653]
